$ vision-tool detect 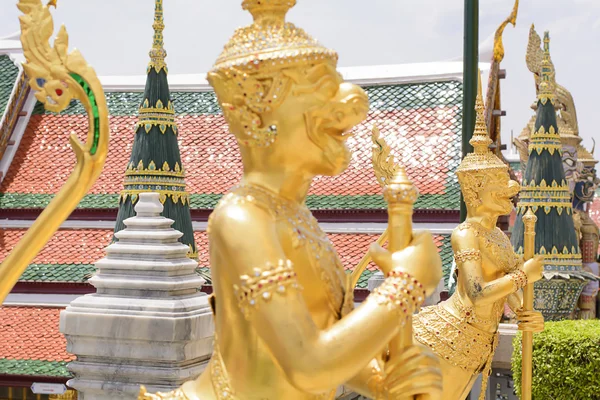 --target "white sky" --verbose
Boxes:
[1,0,598,153]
